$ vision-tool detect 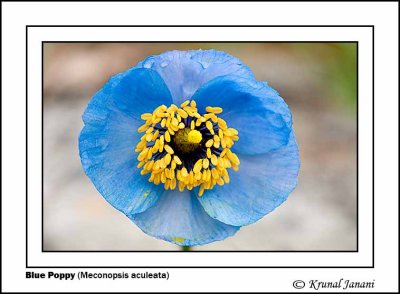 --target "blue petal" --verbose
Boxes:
[135,49,255,104]
[198,132,300,227]
[129,189,240,246]
[192,75,292,154]
[79,68,173,214]
[83,68,174,124]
